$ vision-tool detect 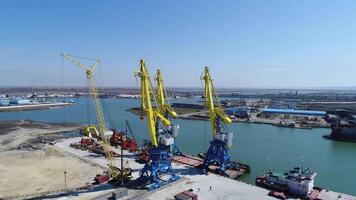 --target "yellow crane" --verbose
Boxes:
[135,59,179,190]
[135,60,170,147]
[201,66,235,174]
[61,53,130,180]
[155,69,181,155]
[202,66,232,137]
